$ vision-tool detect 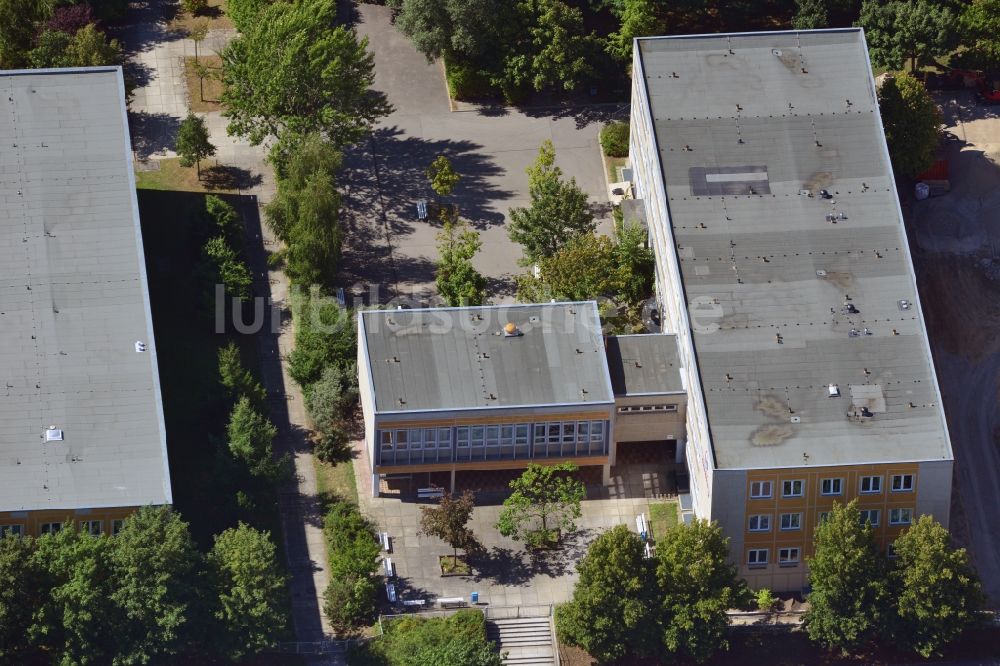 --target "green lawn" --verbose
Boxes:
[135,158,238,193]
[649,500,679,540]
[314,456,358,507]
